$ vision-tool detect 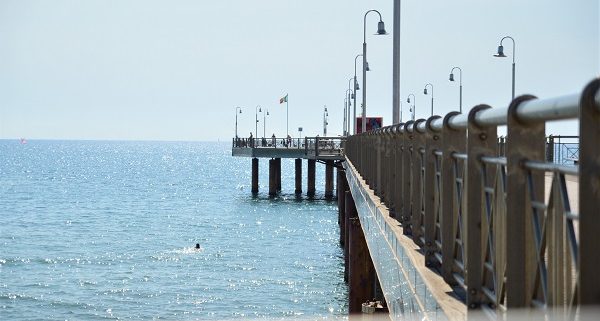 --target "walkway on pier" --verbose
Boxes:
[337,78,600,320]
